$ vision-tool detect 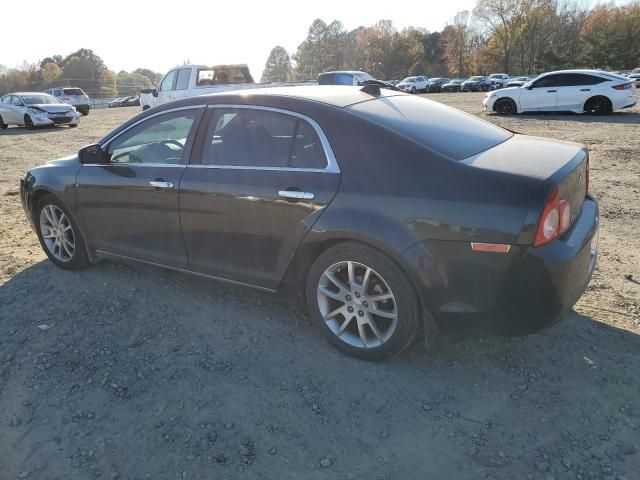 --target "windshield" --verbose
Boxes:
[489,74,502,79]
[401,77,416,83]
[429,78,443,83]
[347,95,512,161]
[469,76,484,81]
[21,94,63,105]
[63,88,84,96]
